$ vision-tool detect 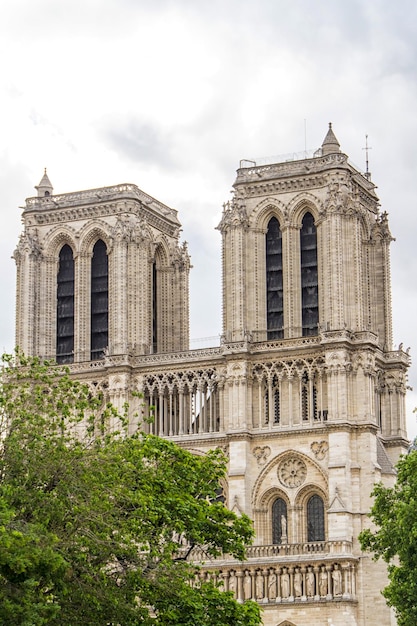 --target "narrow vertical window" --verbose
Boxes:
[152,260,157,353]
[302,372,309,421]
[265,376,280,425]
[300,212,318,336]
[272,498,288,544]
[91,240,108,360]
[307,494,325,541]
[57,245,74,364]
[266,217,283,338]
